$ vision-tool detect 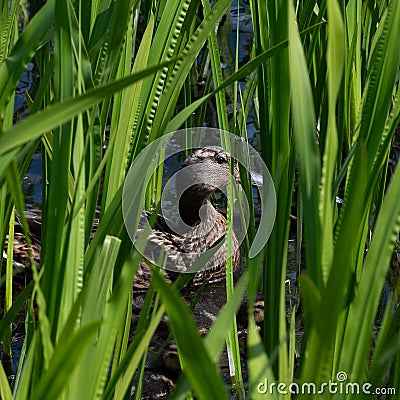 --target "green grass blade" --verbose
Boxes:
[151,269,229,399]
[288,0,321,288]
[31,322,100,400]
[202,0,229,130]
[248,317,278,400]
[368,294,400,387]
[0,58,179,157]
[319,0,344,283]
[205,274,248,361]
[339,160,400,385]
[144,274,249,400]
[167,21,324,133]
[0,0,19,63]
[166,33,294,132]
[358,0,400,161]
[104,12,154,208]
[14,334,38,400]
[151,0,237,137]
[3,208,15,357]
[0,281,34,339]
[68,236,126,400]
[126,0,196,153]
[112,300,165,399]
[0,0,54,115]
[0,356,13,400]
